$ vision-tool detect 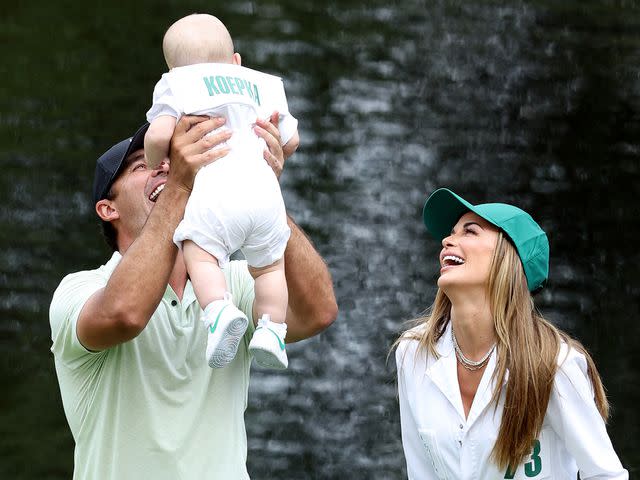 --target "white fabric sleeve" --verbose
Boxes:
[49,271,107,369]
[278,113,298,147]
[396,341,430,480]
[146,75,182,121]
[547,347,628,479]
